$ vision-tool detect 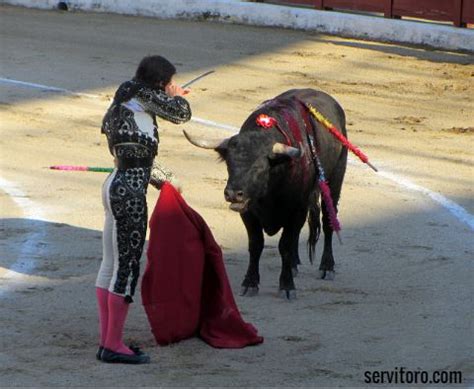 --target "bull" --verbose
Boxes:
[184,89,347,299]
